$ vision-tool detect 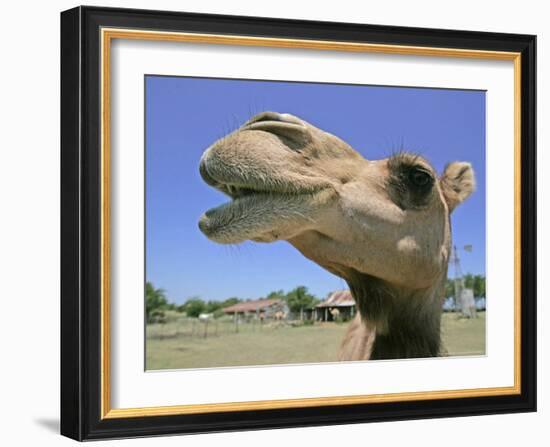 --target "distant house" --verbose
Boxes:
[315,290,356,321]
[223,298,287,320]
